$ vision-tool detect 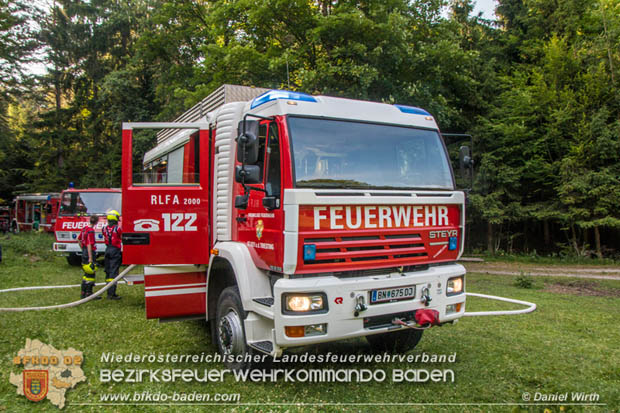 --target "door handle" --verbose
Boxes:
[122,233,150,245]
